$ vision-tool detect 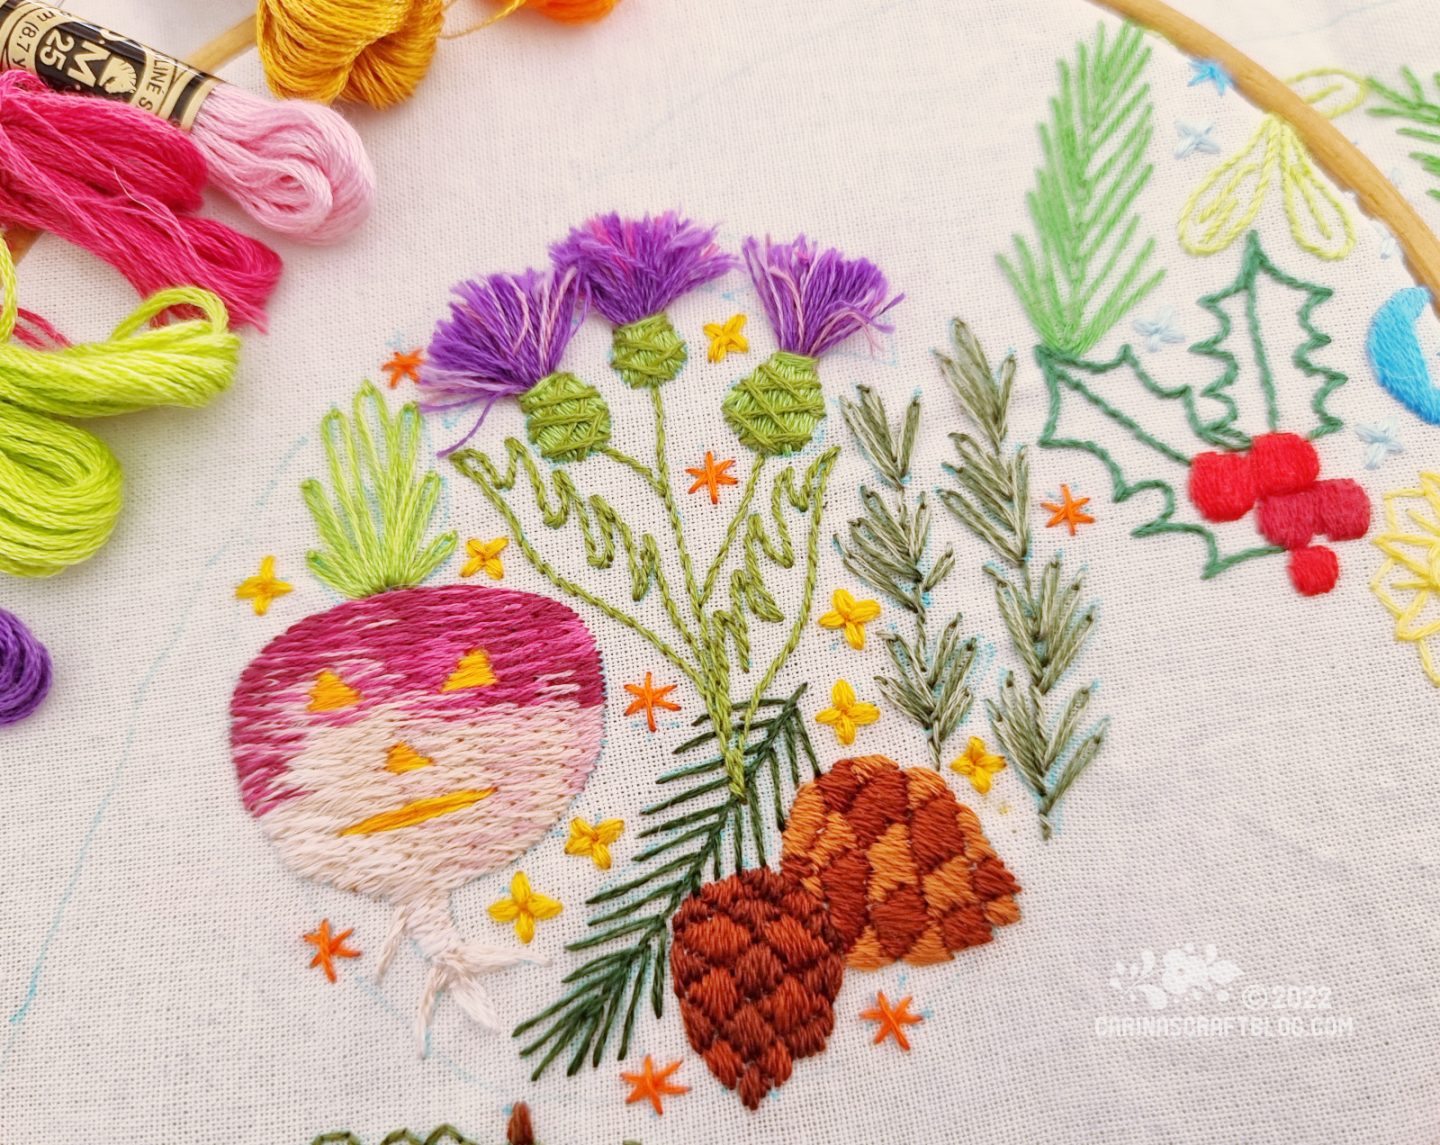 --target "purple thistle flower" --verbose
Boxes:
[743,235,903,359]
[550,212,738,327]
[421,268,585,454]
